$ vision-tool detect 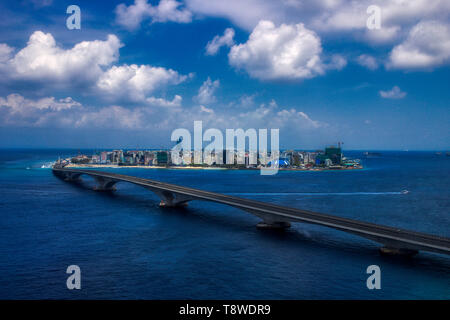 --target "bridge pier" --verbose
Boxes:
[146,188,196,207]
[63,172,82,182]
[247,210,291,230]
[379,246,418,257]
[52,168,450,257]
[256,221,291,230]
[93,176,118,191]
